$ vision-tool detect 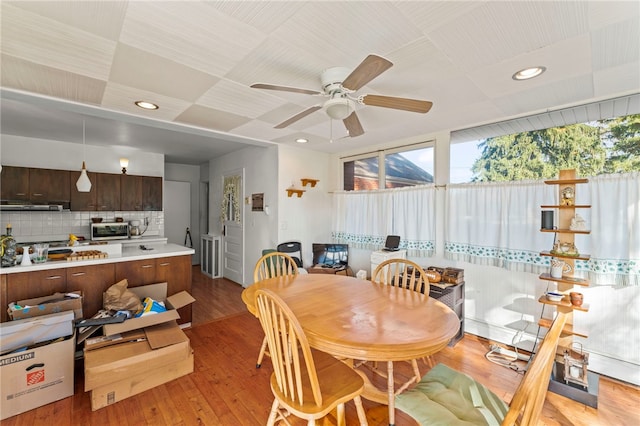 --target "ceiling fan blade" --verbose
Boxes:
[342,55,393,91]
[343,111,364,137]
[362,94,433,113]
[274,106,322,129]
[250,83,322,96]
